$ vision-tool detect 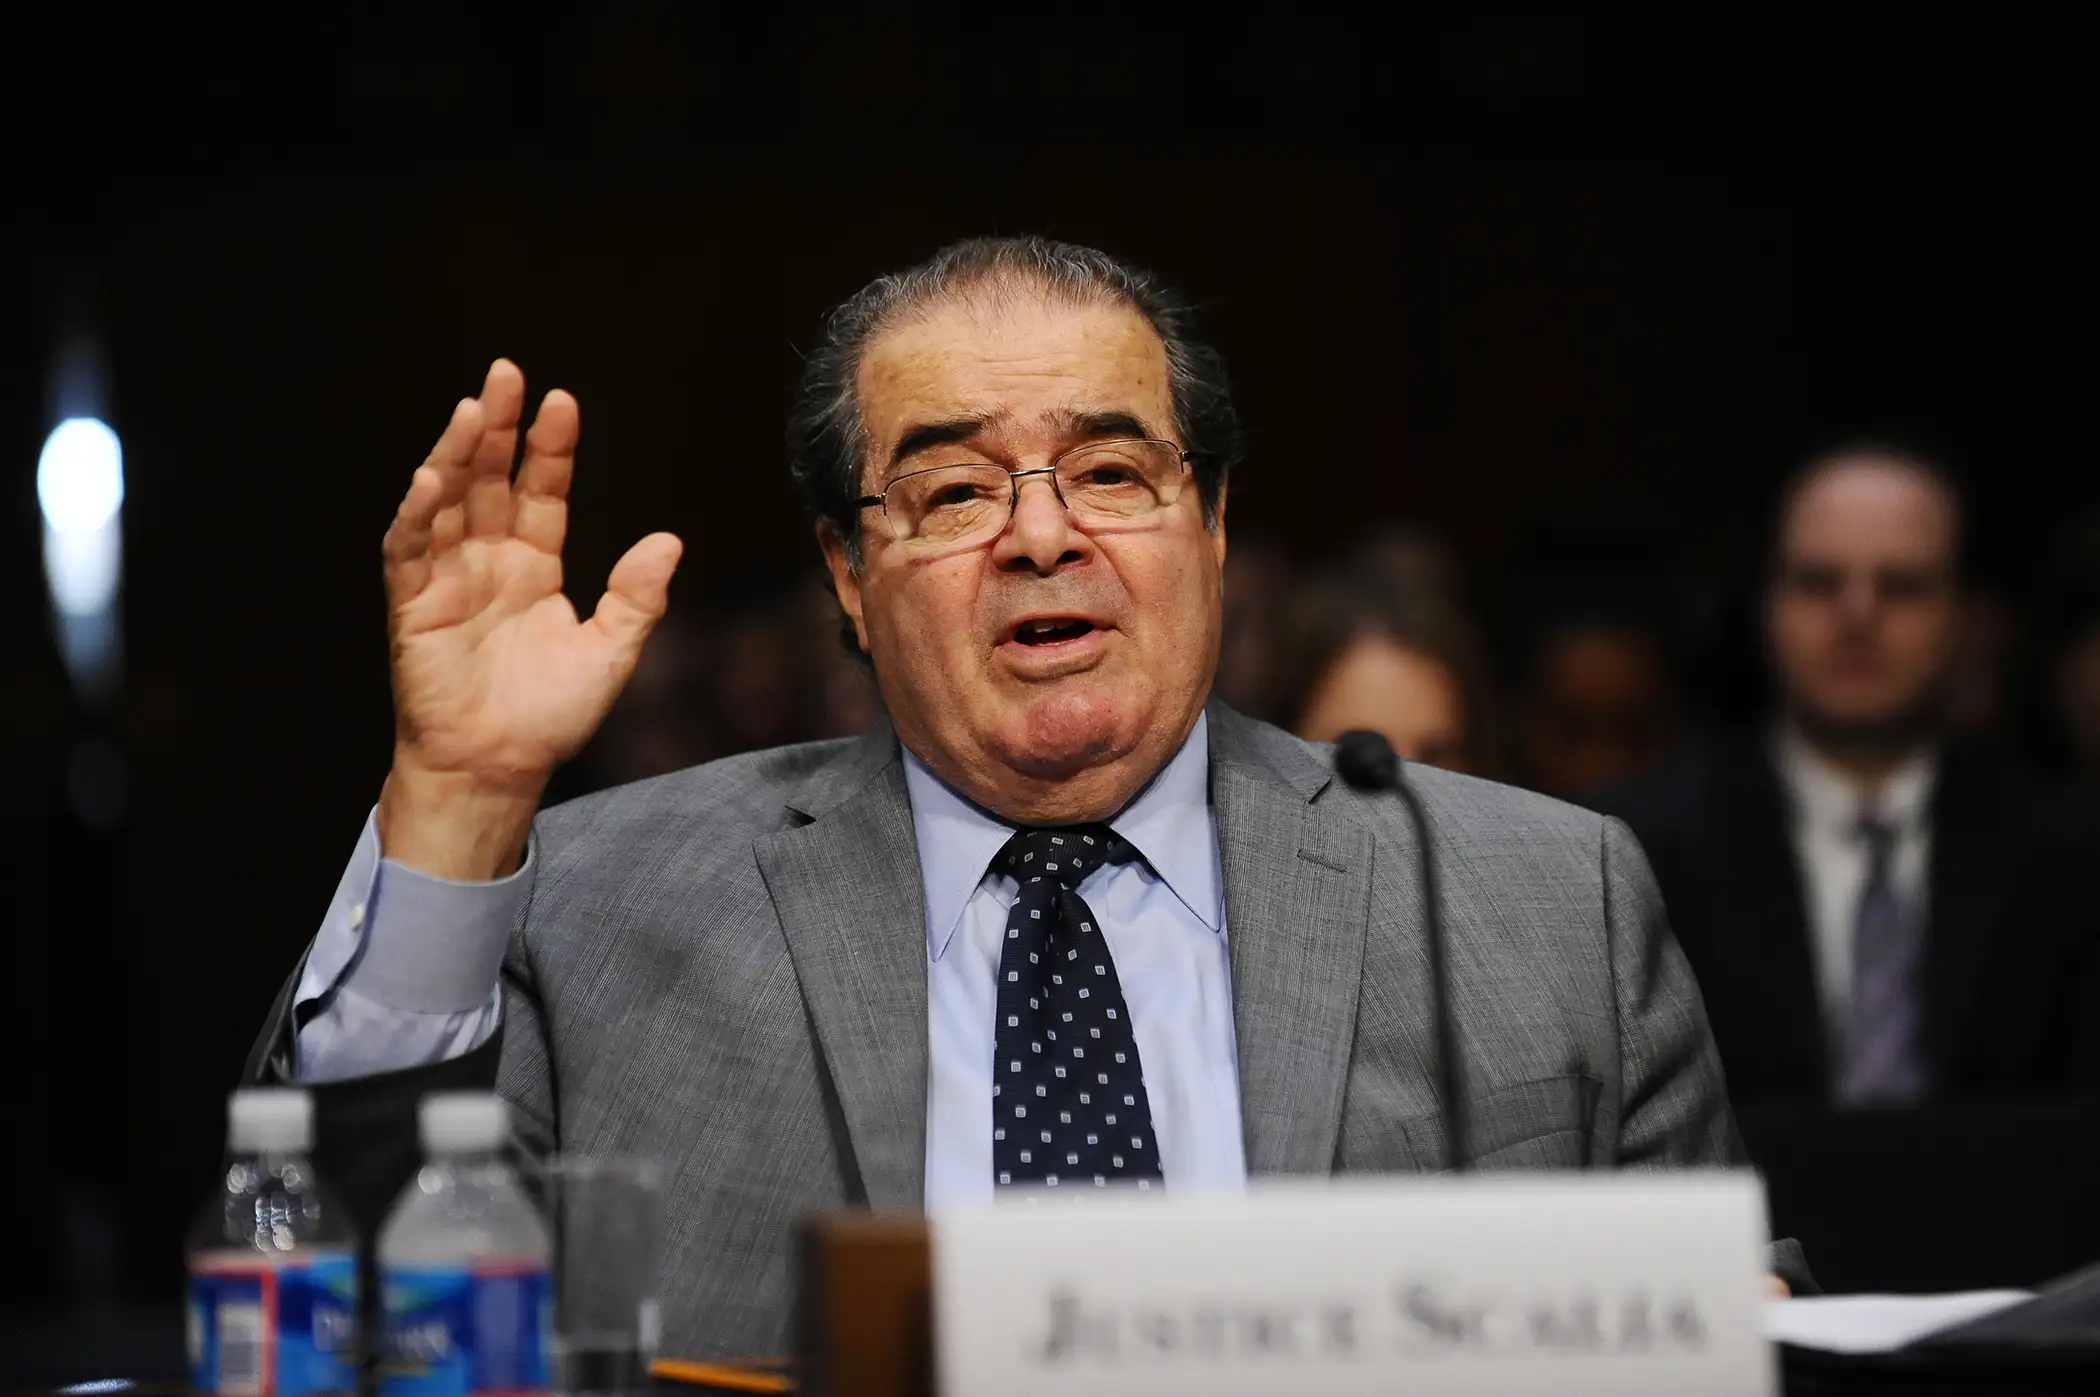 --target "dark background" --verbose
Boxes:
[4,4,2095,1325]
